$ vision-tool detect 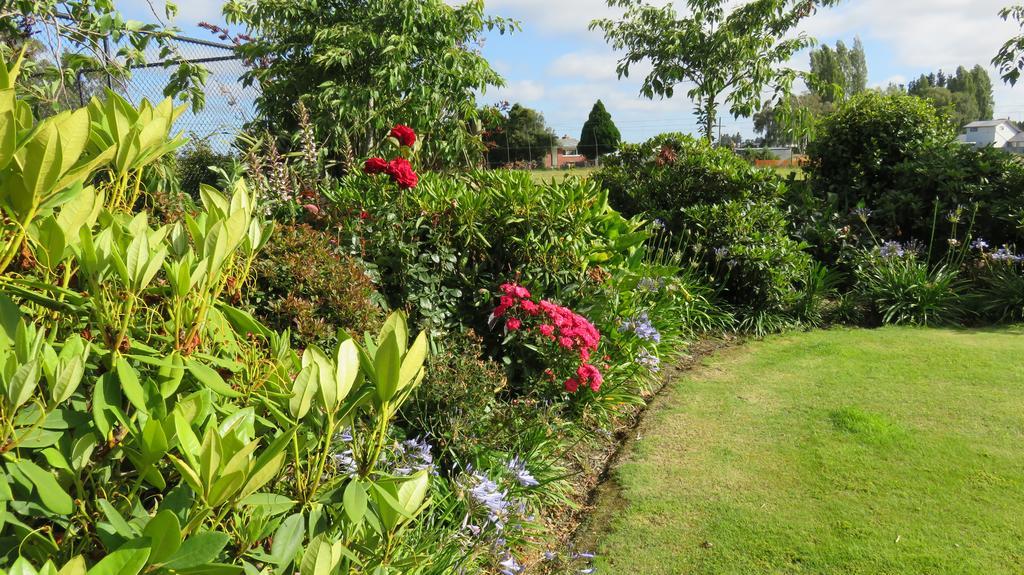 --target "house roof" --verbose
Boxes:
[963,119,1016,129]
[1010,132,1024,142]
[557,135,580,148]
